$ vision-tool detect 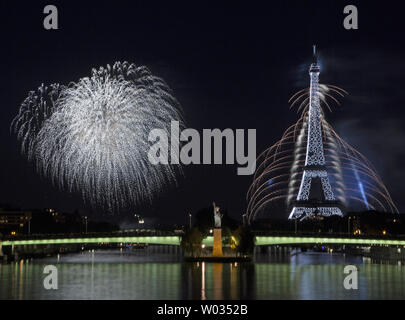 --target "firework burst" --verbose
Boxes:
[12,62,184,211]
